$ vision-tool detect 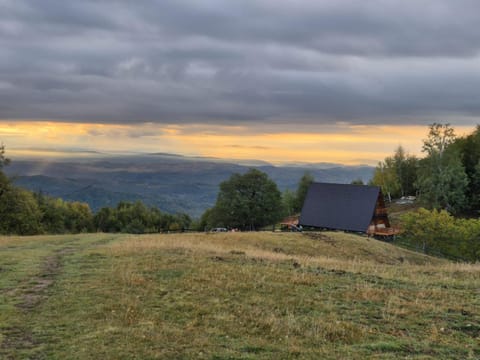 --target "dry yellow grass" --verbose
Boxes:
[108,231,445,264]
[108,231,473,286]
[1,232,479,359]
